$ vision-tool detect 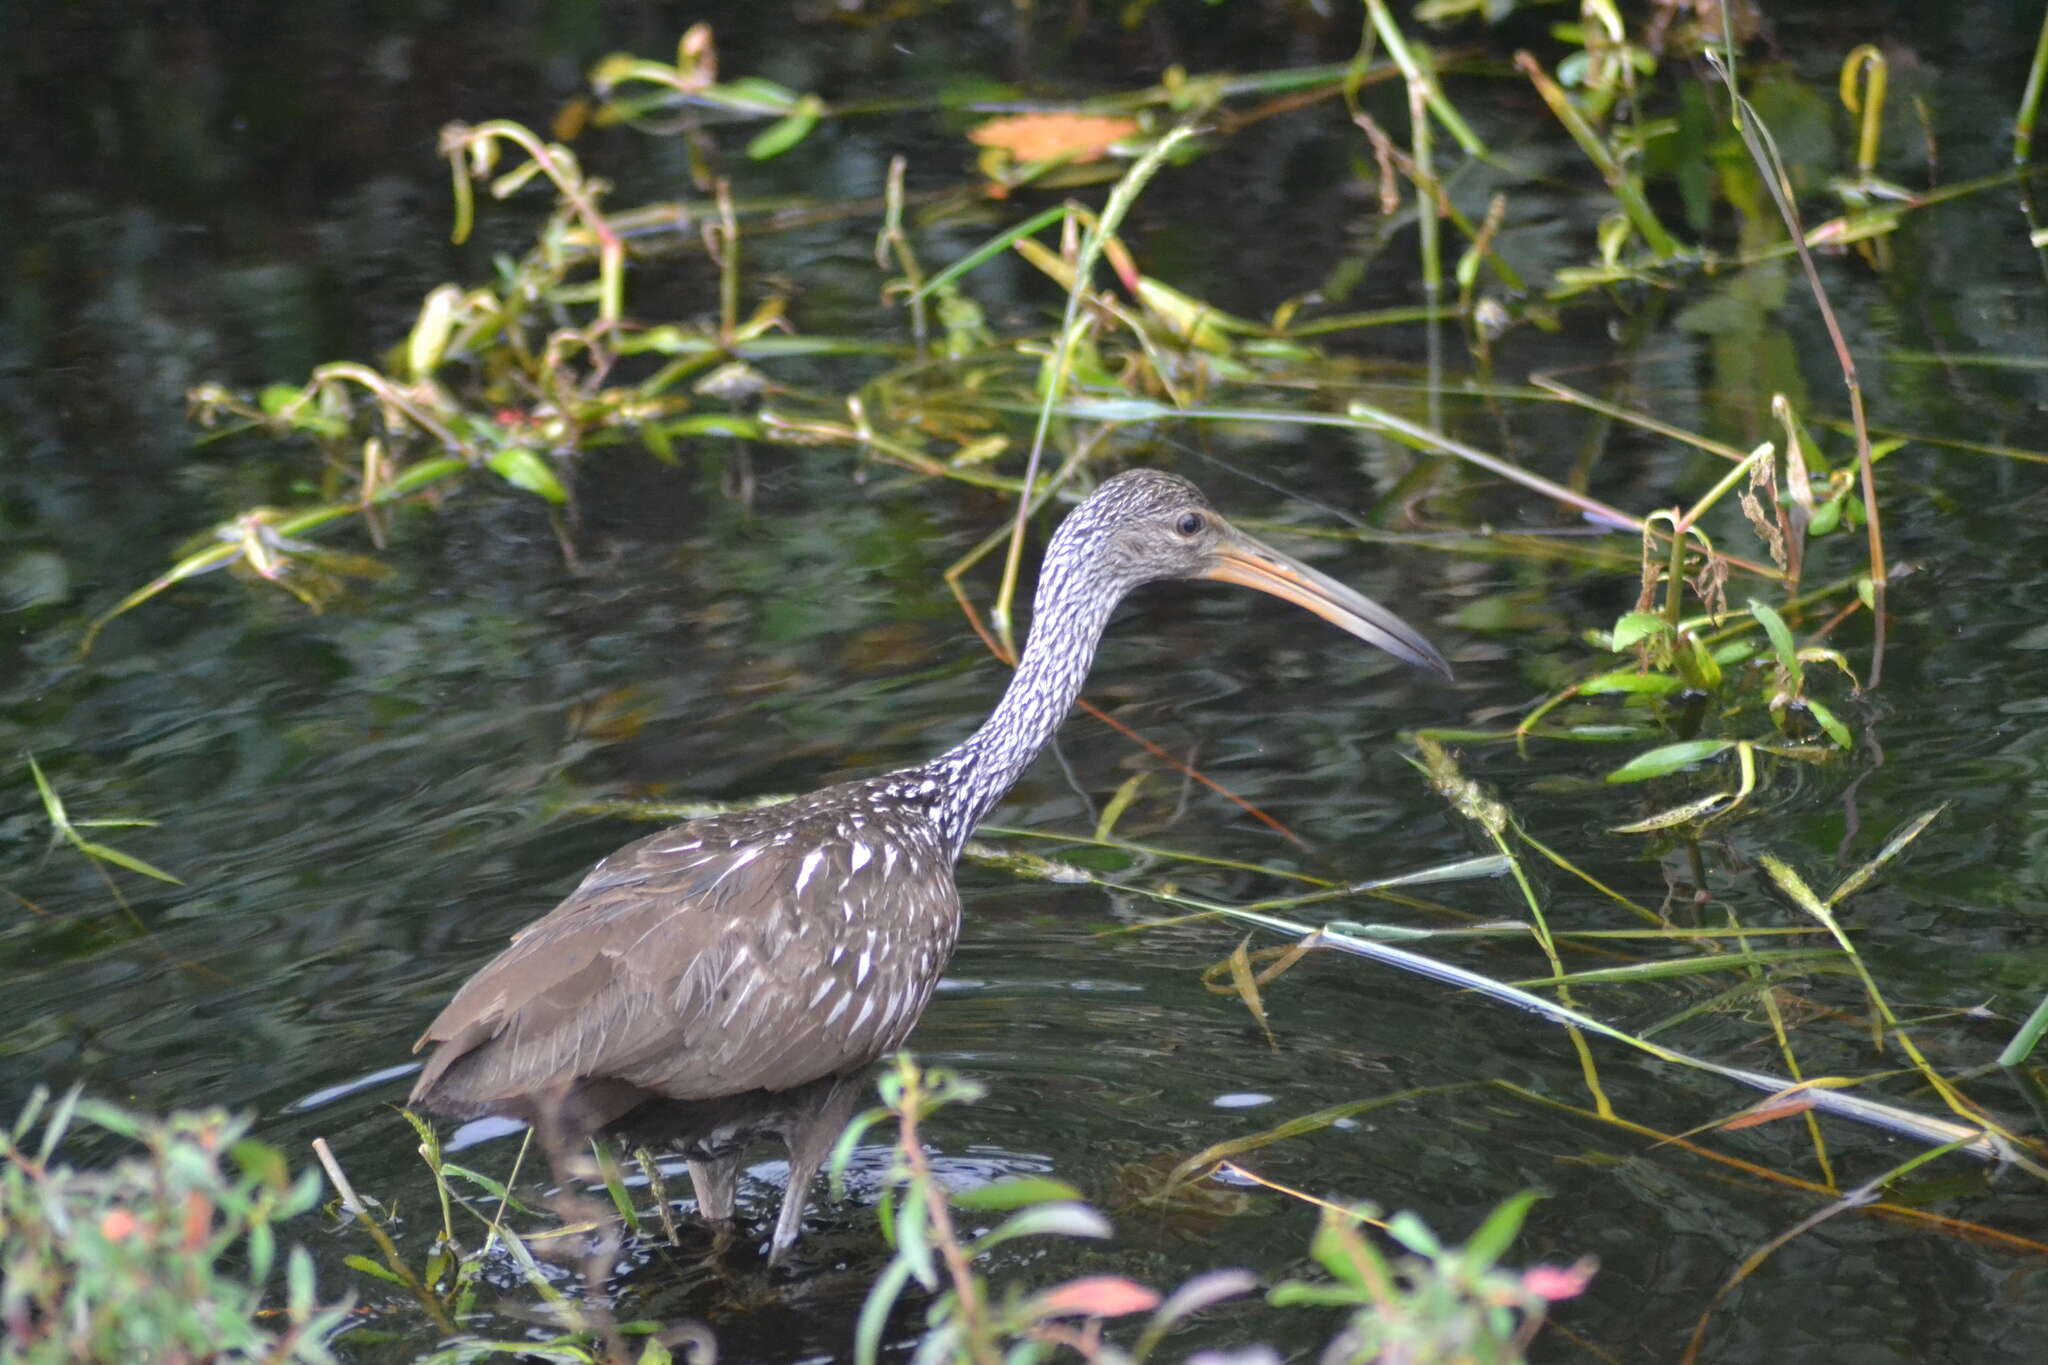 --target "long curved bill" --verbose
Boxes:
[1202,526,1452,680]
